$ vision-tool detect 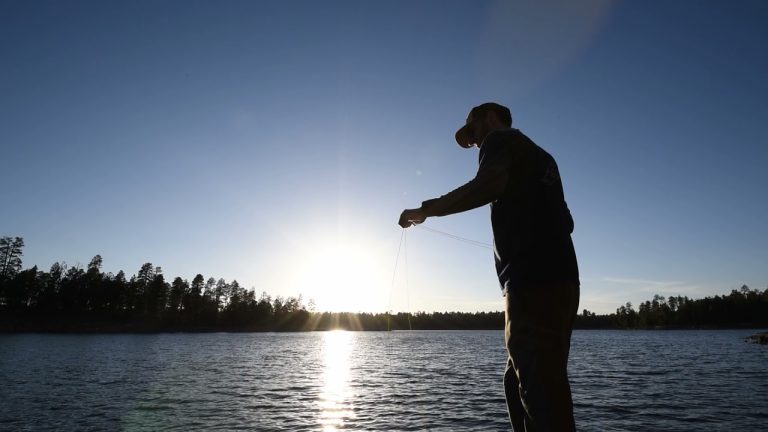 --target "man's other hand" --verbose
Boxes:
[399,208,427,228]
